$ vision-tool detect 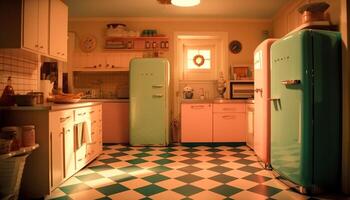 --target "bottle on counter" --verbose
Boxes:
[0,76,15,106]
